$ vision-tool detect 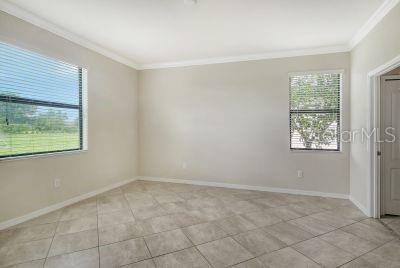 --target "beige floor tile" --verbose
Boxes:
[6,259,45,268]
[161,202,193,213]
[1,181,385,267]
[154,247,210,268]
[379,215,398,225]
[44,248,99,268]
[257,247,320,268]
[145,214,180,233]
[216,215,257,235]
[241,210,282,227]
[308,211,356,228]
[144,229,192,257]
[233,228,286,256]
[292,237,356,267]
[265,205,306,221]
[0,238,52,267]
[388,220,400,235]
[7,223,57,244]
[132,205,168,220]
[153,193,185,204]
[99,238,151,267]
[251,197,286,208]
[193,206,234,221]
[197,237,253,268]
[99,221,153,246]
[128,198,158,209]
[288,216,337,235]
[288,202,325,215]
[97,195,129,214]
[264,222,314,245]
[320,230,379,256]
[173,212,204,227]
[122,259,156,268]
[340,257,377,268]
[124,192,153,201]
[330,206,368,222]
[361,239,400,267]
[187,197,223,209]
[226,200,263,214]
[48,229,98,257]
[56,215,97,235]
[341,221,396,245]
[230,258,264,268]
[183,222,228,245]
[178,191,212,200]
[98,209,135,227]
[60,202,97,221]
